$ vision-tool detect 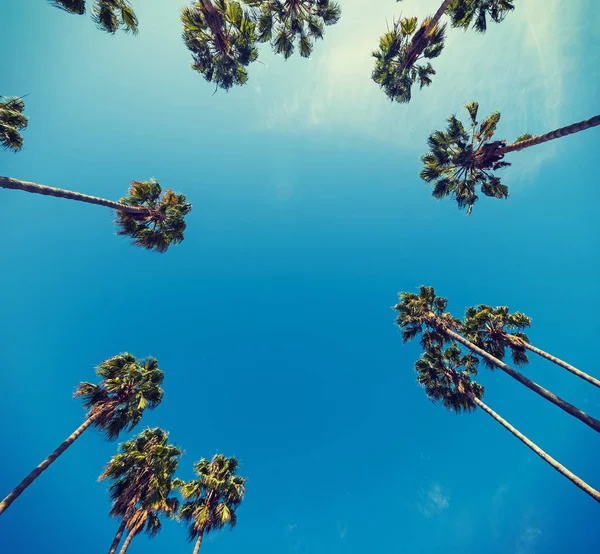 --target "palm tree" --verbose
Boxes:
[49,0,139,34]
[416,345,600,502]
[394,286,600,433]
[464,305,600,388]
[177,454,246,554]
[182,0,259,91]
[0,176,191,252]
[0,354,164,516]
[244,0,341,59]
[372,0,452,103]
[447,0,515,32]
[421,101,600,213]
[1,96,28,152]
[101,428,182,554]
